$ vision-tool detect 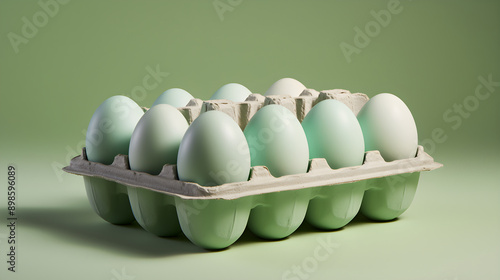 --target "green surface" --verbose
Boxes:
[1,0,499,279]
